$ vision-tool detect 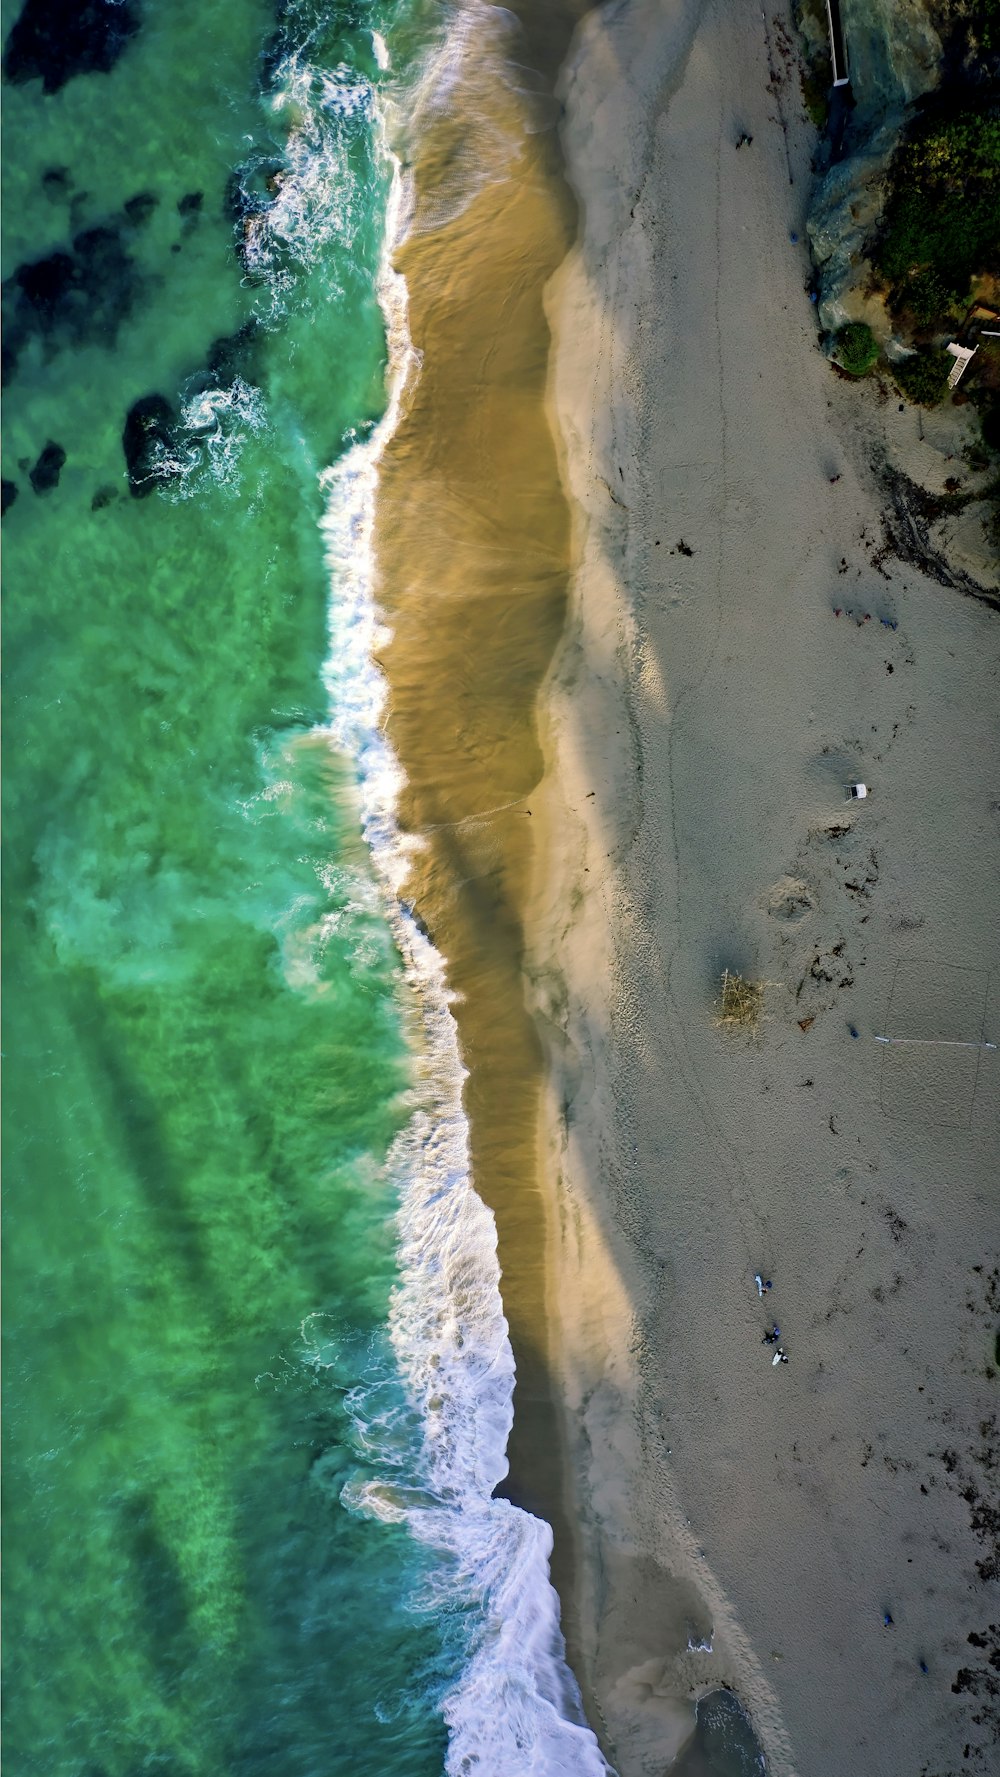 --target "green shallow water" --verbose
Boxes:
[4,3,774,1774]
[2,3,454,1771]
